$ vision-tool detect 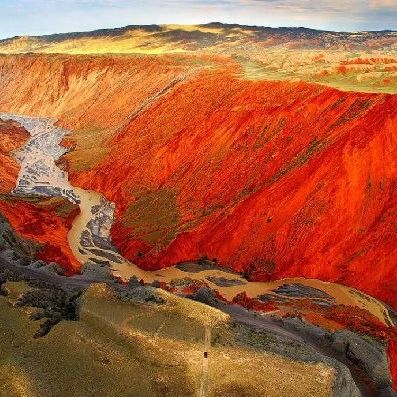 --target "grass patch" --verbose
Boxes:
[122,188,180,246]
